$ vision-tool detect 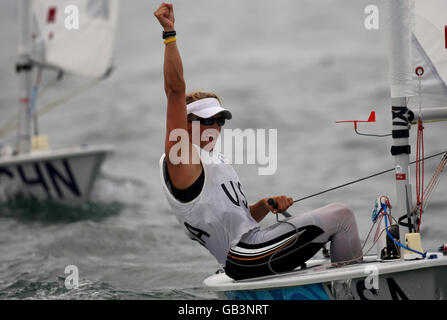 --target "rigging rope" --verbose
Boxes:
[292,151,447,204]
[423,153,447,212]
[384,212,426,258]
[415,68,425,233]
[0,75,102,140]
